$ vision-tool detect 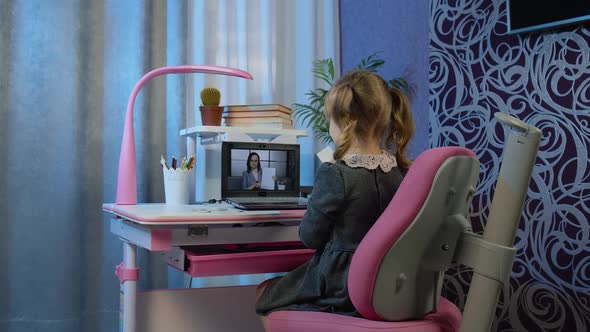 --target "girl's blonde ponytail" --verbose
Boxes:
[388,88,414,170]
